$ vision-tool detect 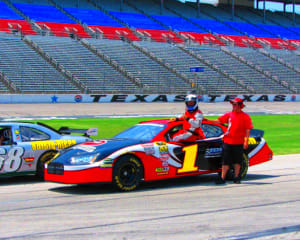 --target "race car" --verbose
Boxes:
[0,122,97,179]
[45,119,273,191]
